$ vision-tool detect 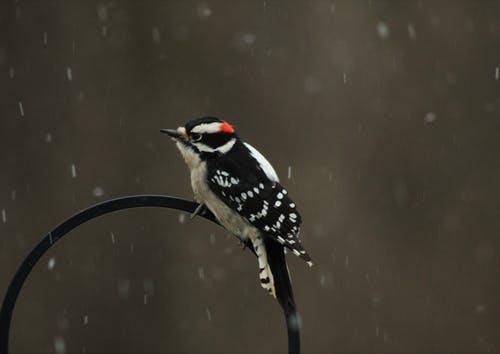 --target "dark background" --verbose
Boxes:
[1,1,499,353]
